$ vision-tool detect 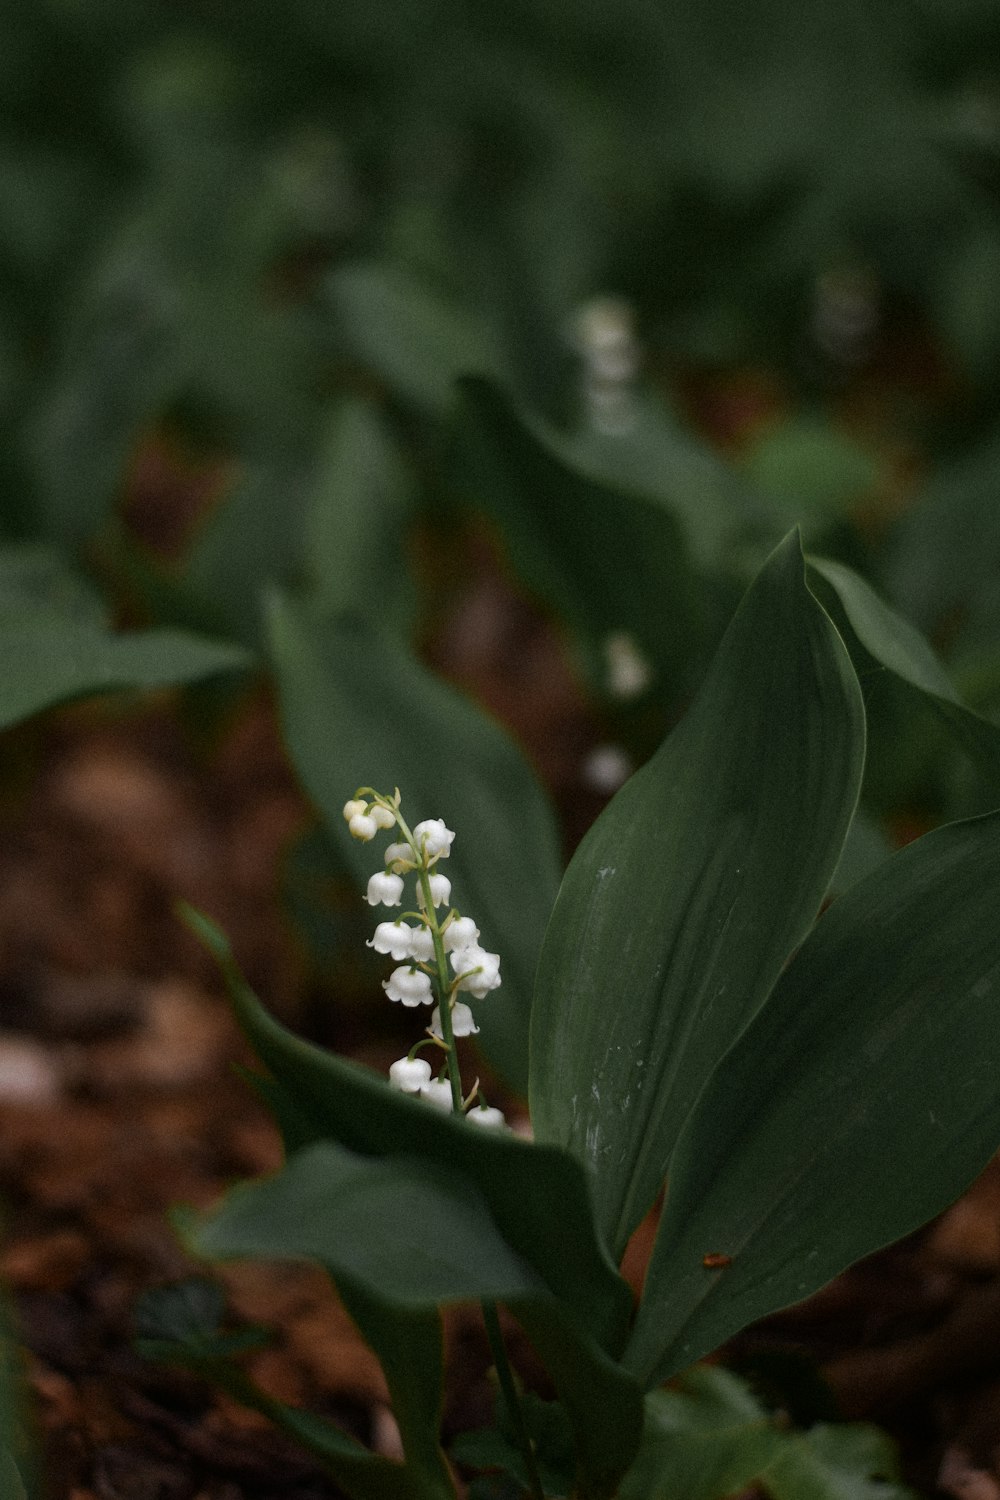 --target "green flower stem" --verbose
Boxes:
[392,806,464,1113]
[482,1301,547,1500]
